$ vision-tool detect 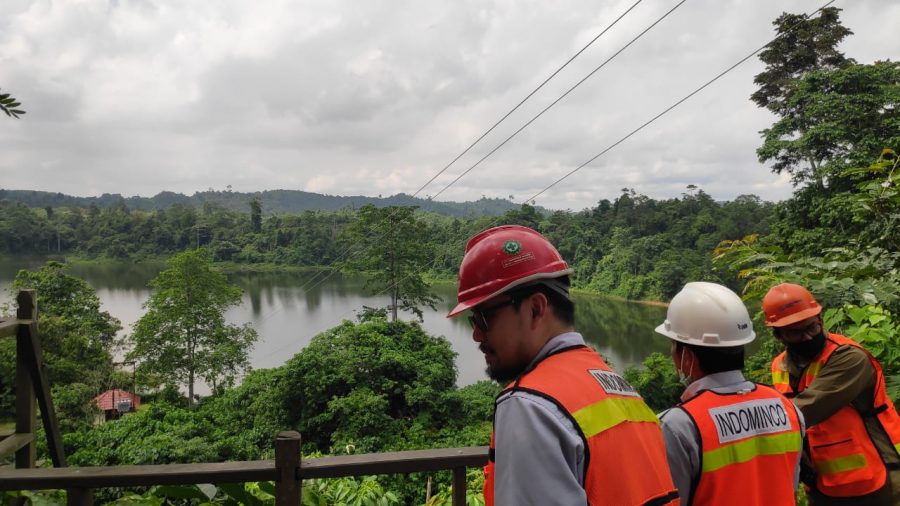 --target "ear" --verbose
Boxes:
[527,292,550,329]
